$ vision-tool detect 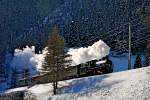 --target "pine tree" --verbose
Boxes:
[43,26,71,94]
[11,68,18,88]
[134,55,142,69]
[23,69,31,86]
[139,3,150,66]
[0,57,4,77]
[145,42,150,66]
